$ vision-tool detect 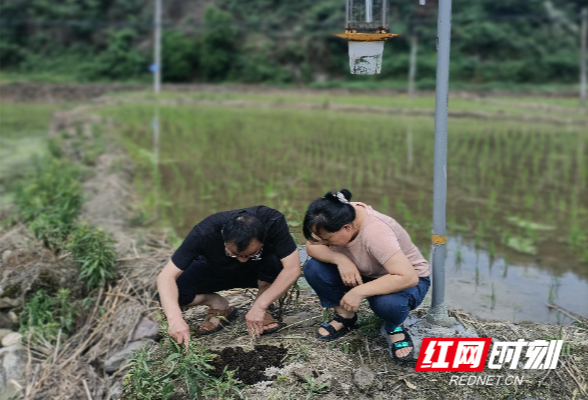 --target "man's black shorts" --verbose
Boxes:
[176,254,283,306]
